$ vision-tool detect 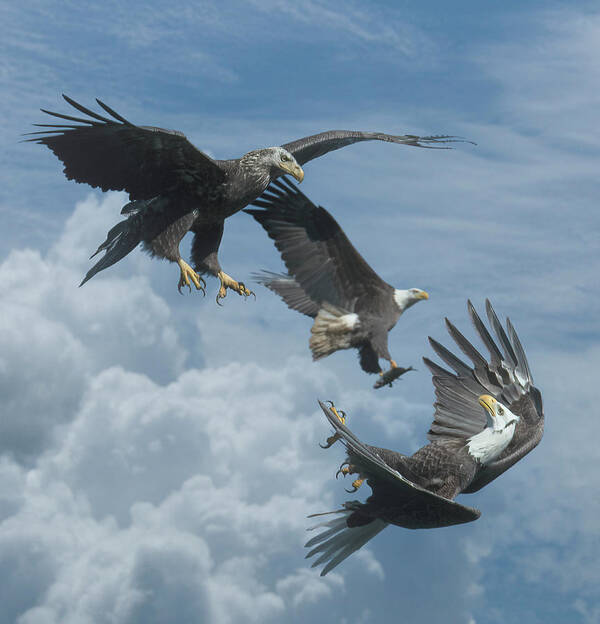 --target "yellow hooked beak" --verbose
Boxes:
[280,160,304,183]
[417,290,429,300]
[478,394,496,415]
